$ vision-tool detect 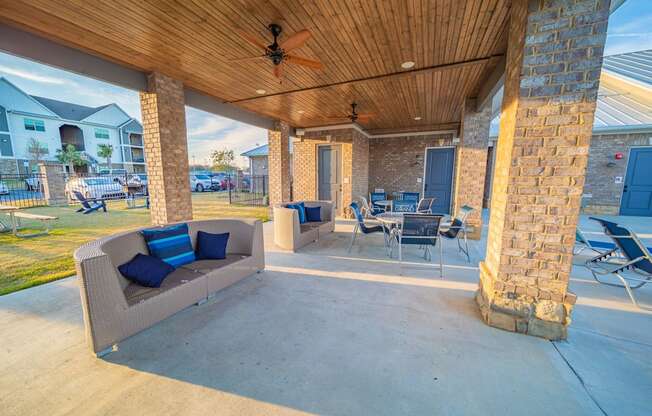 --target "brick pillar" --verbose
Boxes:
[476,0,609,340]
[454,98,491,239]
[139,72,192,225]
[268,121,291,206]
[39,162,67,206]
